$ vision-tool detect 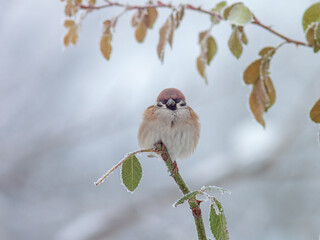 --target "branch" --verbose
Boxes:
[155,143,208,240]
[251,15,309,47]
[78,1,309,47]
